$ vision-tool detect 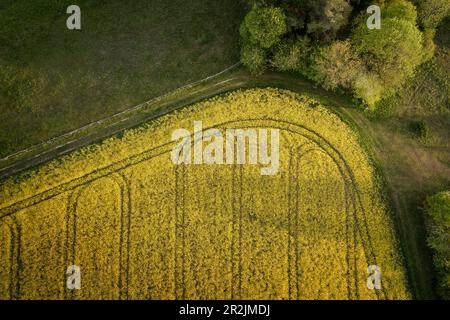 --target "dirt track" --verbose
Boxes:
[0,68,350,180]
